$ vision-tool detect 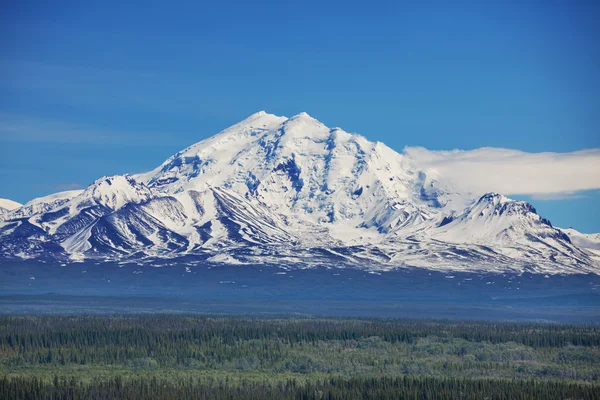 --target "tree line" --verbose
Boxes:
[1,316,599,399]
[2,316,599,350]
[2,375,599,400]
